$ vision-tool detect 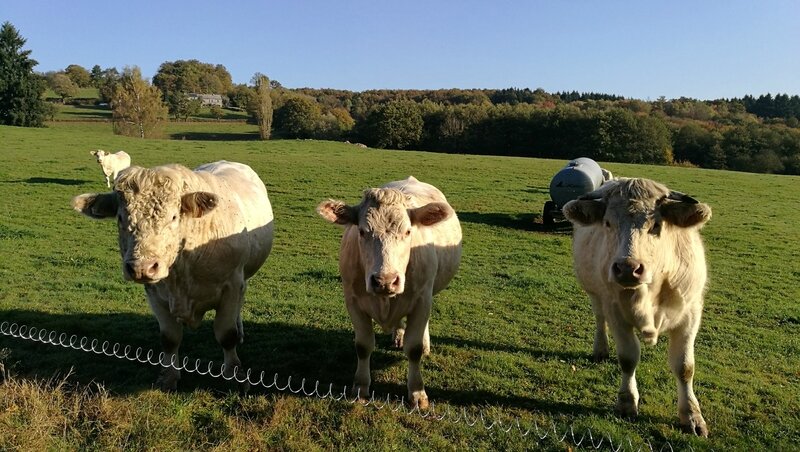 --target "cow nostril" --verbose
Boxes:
[370,274,380,288]
[632,263,644,277]
[391,275,401,287]
[612,263,623,276]
[146,261,159,277]
[125,262,135,276]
